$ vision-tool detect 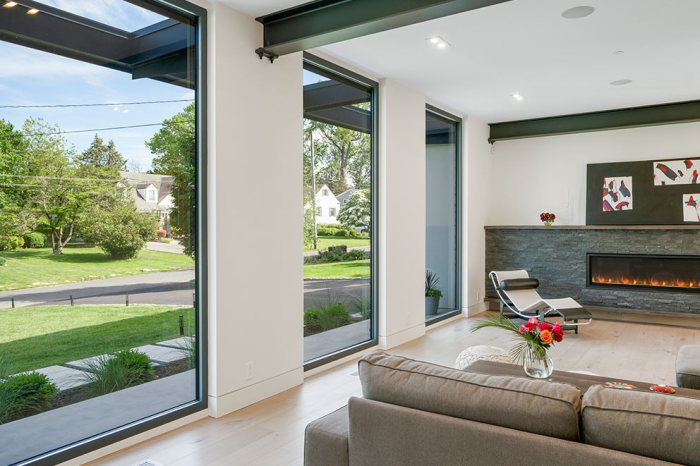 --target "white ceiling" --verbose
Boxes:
[215,0,307,18]
[315,0,700,123]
